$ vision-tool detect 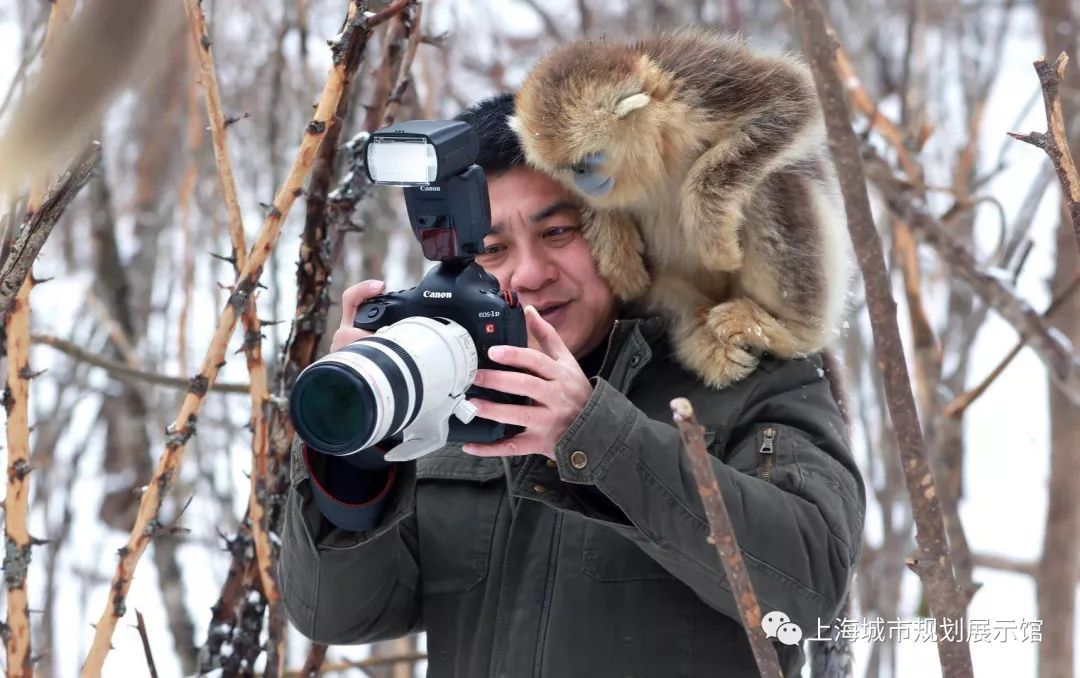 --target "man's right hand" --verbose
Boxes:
[330,280,386,352]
